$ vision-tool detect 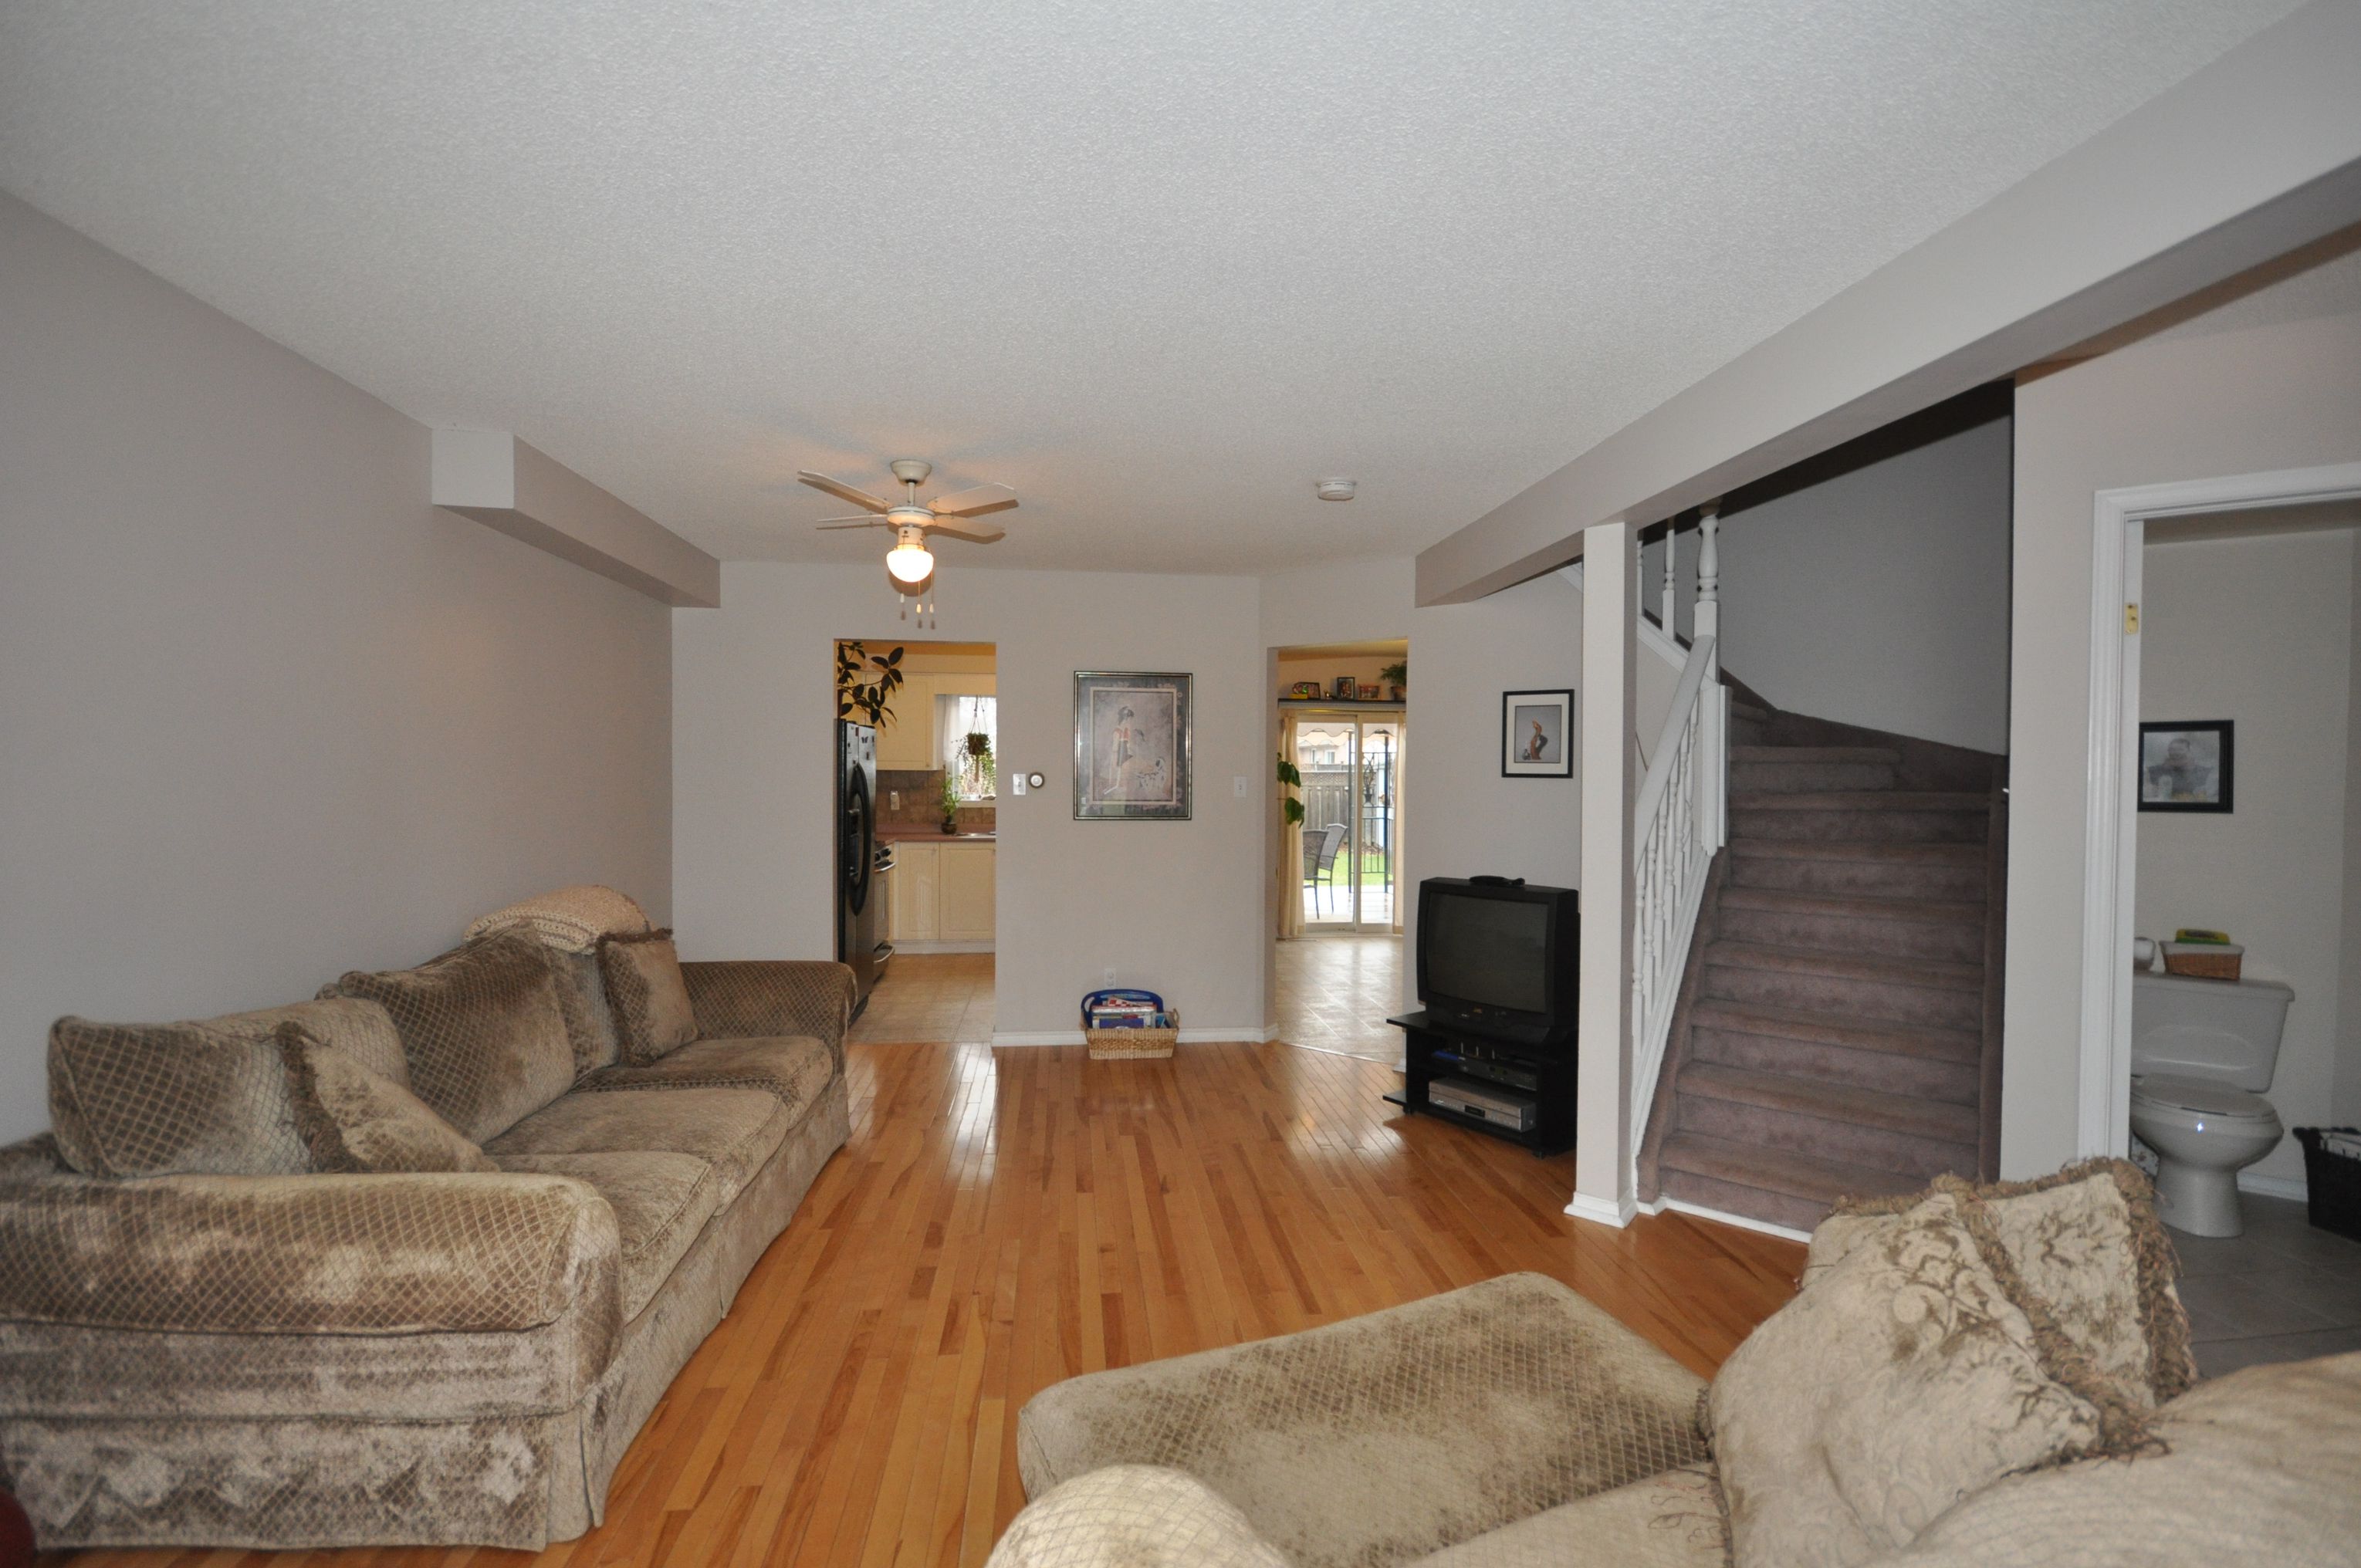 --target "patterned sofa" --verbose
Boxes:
[992,1161,2361,1567]
[0,887,854,1551]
